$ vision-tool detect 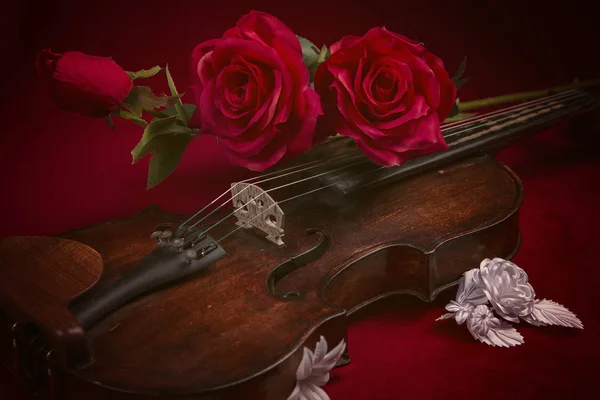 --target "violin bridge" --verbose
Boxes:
[230,182,285,246]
